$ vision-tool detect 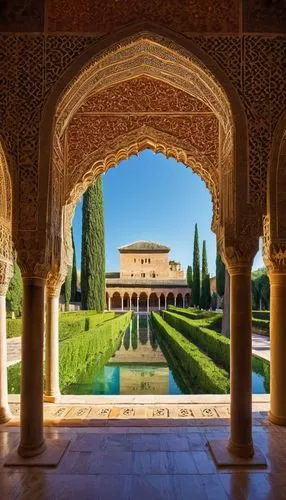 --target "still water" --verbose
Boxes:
[63,314,269,395]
